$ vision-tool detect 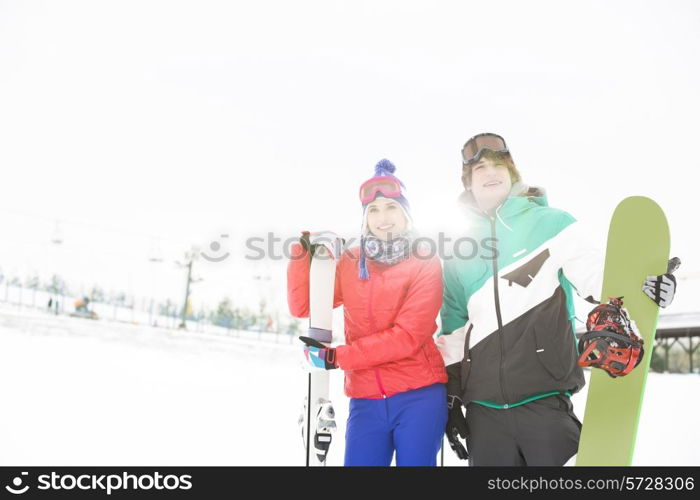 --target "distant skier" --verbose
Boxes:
[74,297,89,313]
[287,159,448,466]
[439,133,679,465]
